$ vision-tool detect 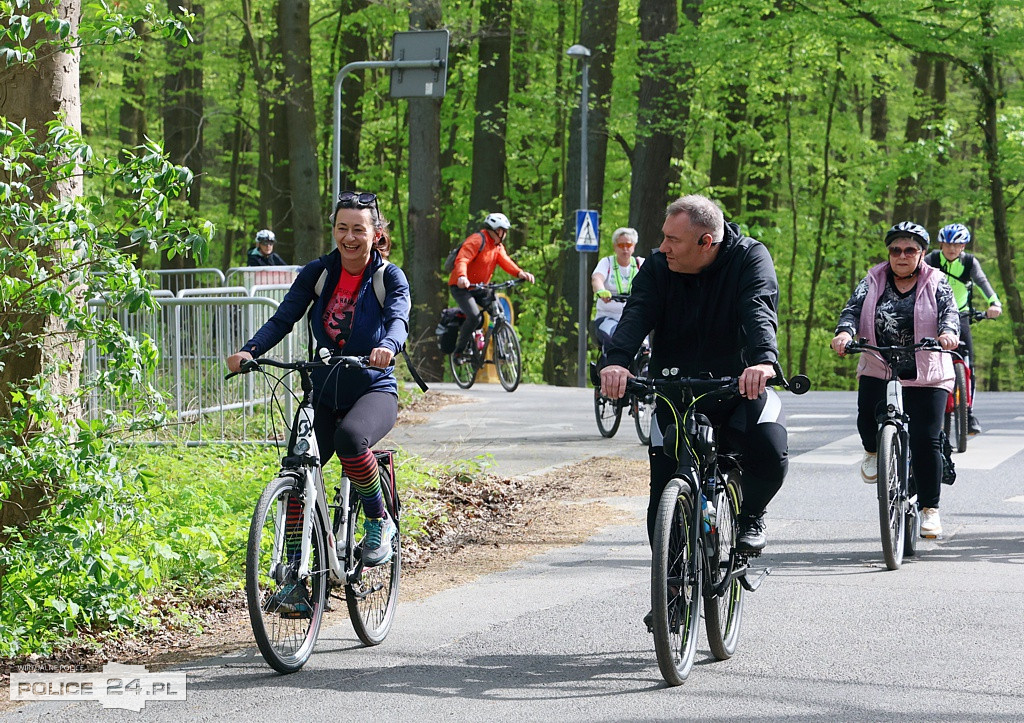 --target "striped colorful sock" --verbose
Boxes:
[339,449,385,519]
